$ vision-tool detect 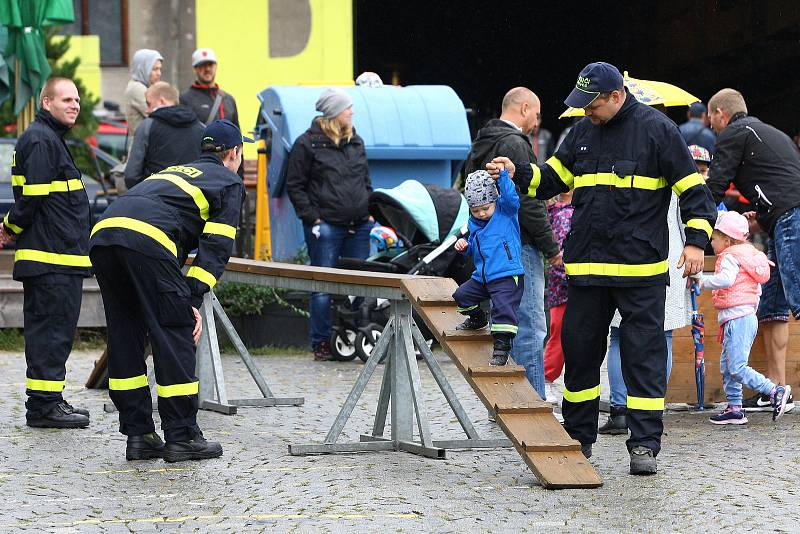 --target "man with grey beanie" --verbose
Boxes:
[286,87,373,360]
